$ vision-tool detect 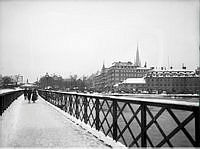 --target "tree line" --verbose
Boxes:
[38,73,95,92]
